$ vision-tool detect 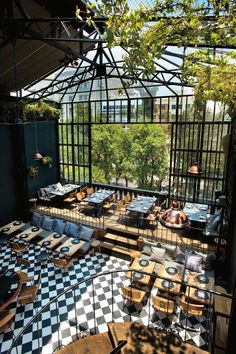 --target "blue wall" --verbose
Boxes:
[0,120,59,226]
